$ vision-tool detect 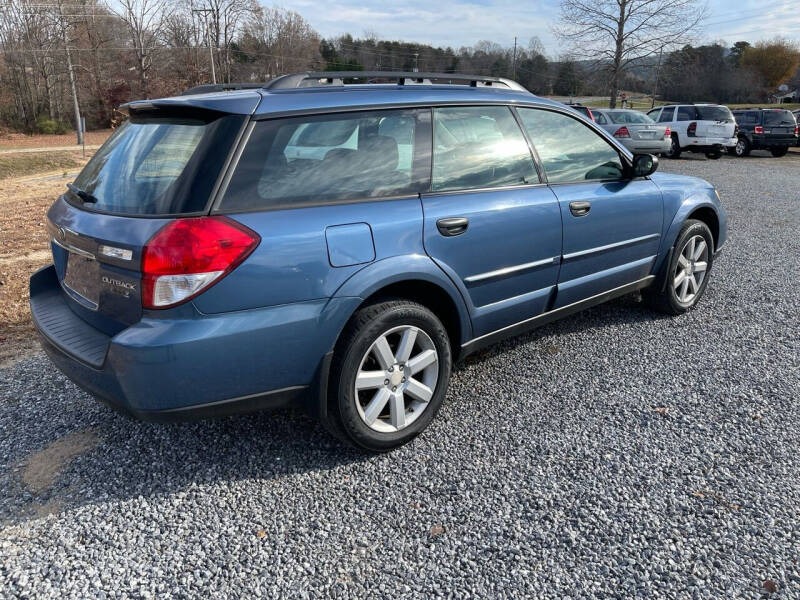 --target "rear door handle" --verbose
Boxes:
[569,201,591,217]
[437,217,469,237]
